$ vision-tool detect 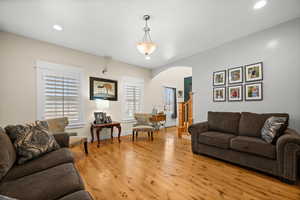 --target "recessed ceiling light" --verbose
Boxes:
[53,24,63,31]
[253,0,267,10]
[145,55,151,60]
